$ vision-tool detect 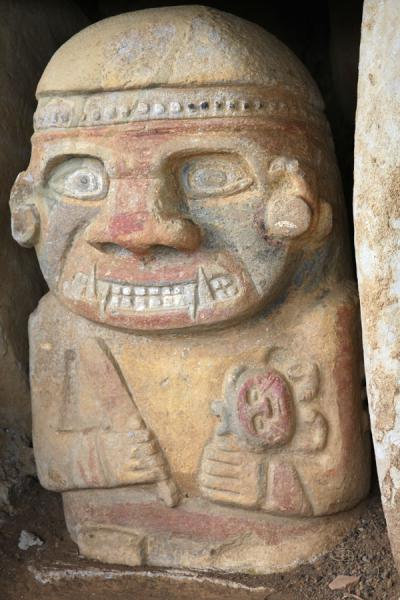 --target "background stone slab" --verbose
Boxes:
[354,0,400,572]
[0,0,88,511]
